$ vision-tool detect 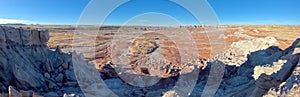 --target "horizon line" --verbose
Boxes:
[2,24,300,26]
